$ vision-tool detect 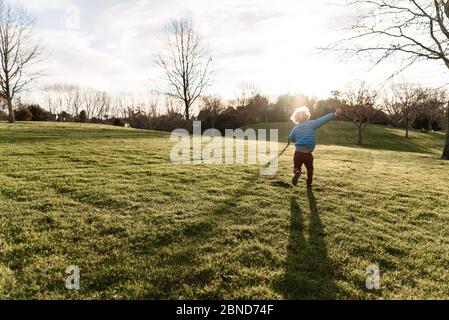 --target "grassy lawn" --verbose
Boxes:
[0,121,448,299]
